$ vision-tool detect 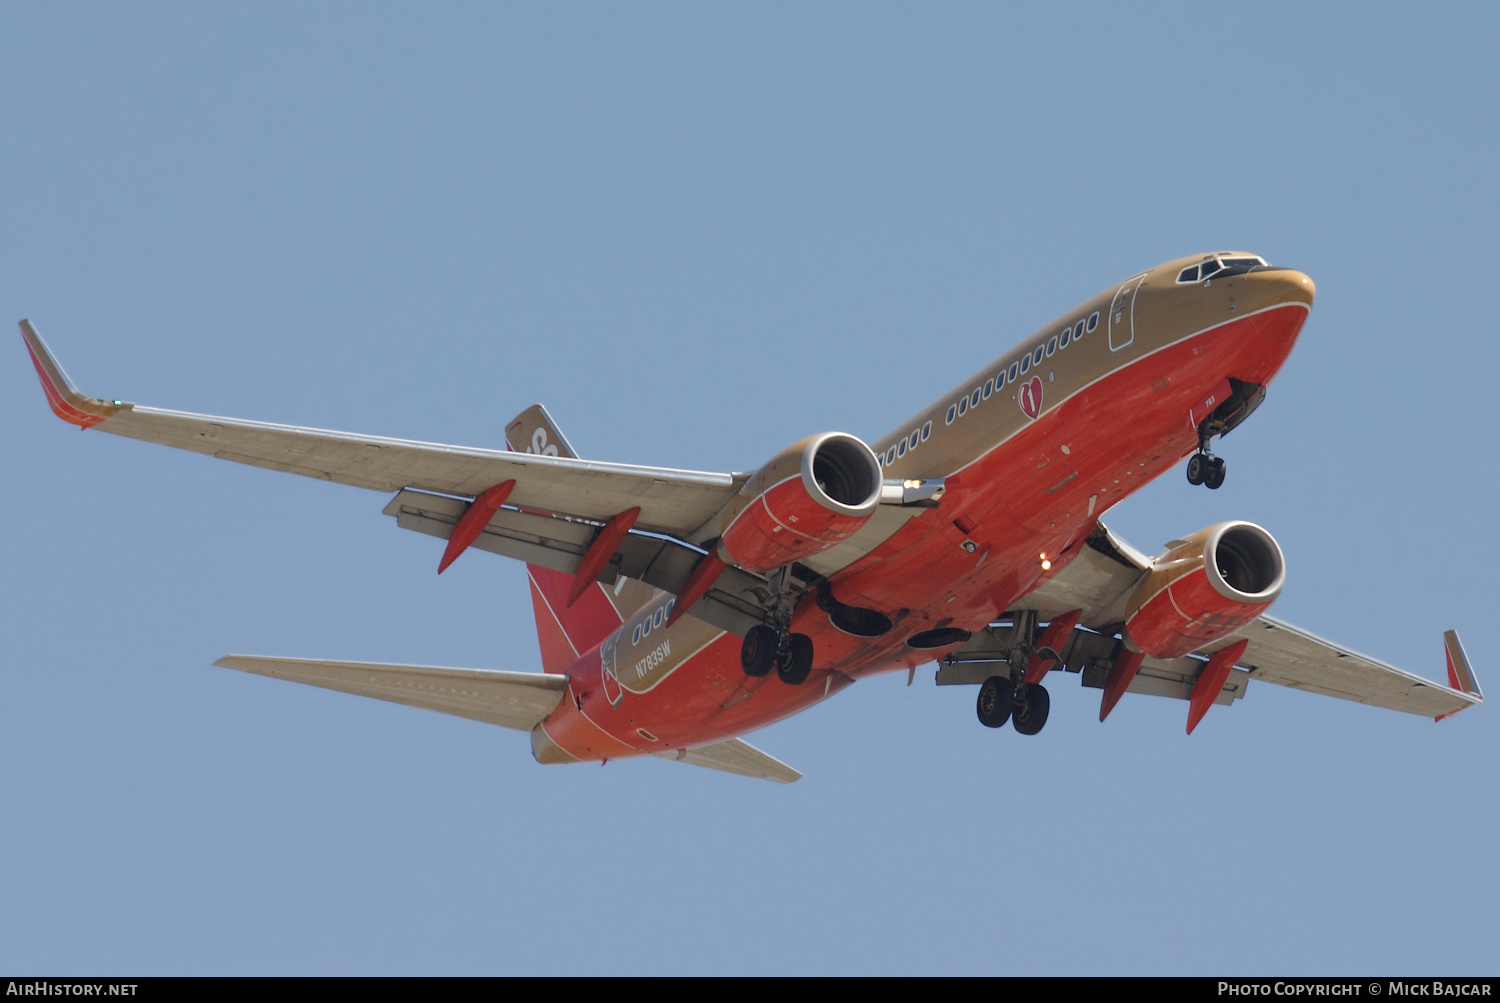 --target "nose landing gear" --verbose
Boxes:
[1185,450,1226,490]
[1185,378,1266,491]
